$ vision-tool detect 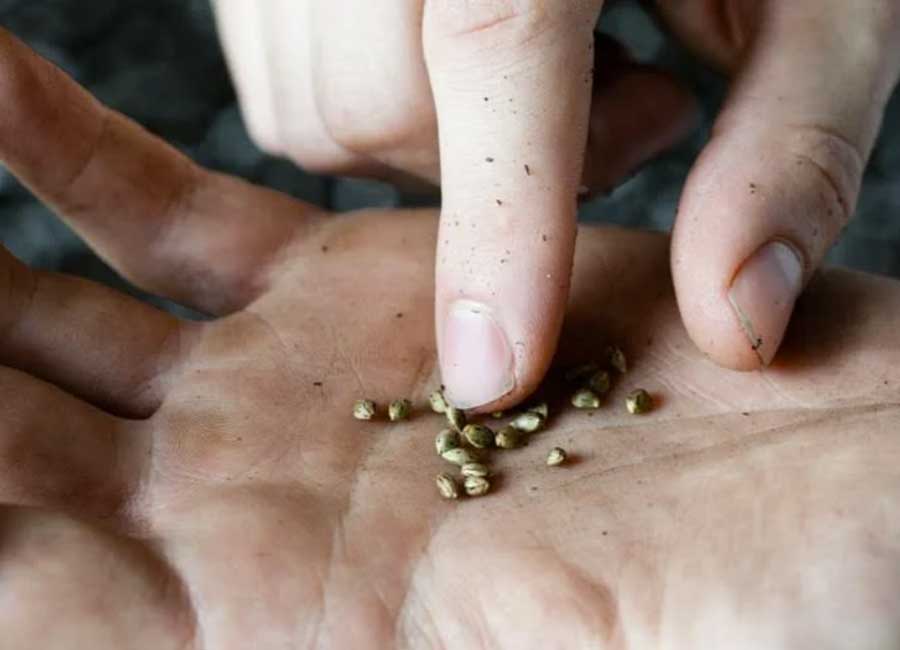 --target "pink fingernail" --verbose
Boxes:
[441,300,515,409]
[728,241,804,366]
